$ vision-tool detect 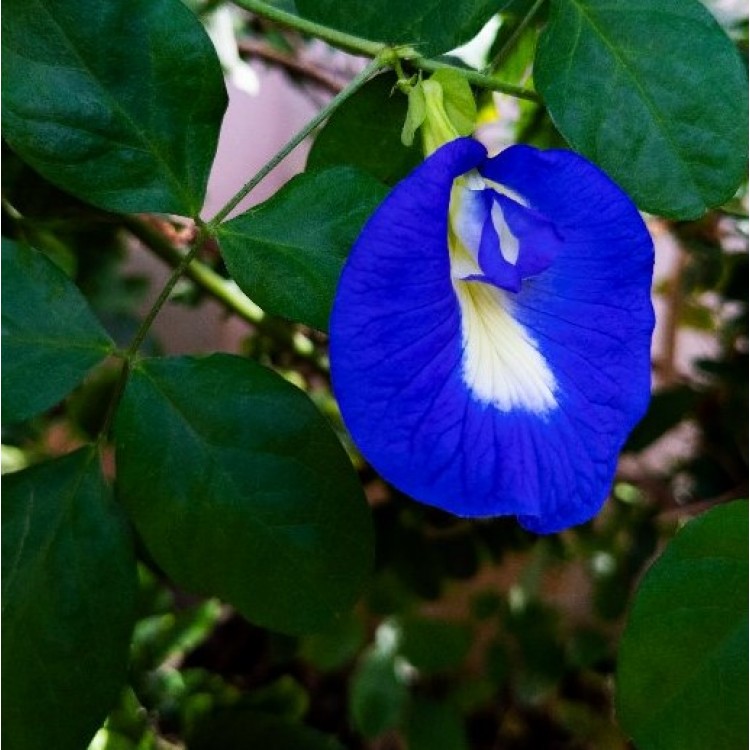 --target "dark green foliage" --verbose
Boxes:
[1,0,227,215]
[617,501,749,750]
[296,0,513,57]
[1,0,747,747]
[2,240,114,422]
[406,698,469,750]
[115,354,374,634]
[349,644,409,738]
[189,709,346,750]
[536,0,749,218]
[2,449,137,750]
